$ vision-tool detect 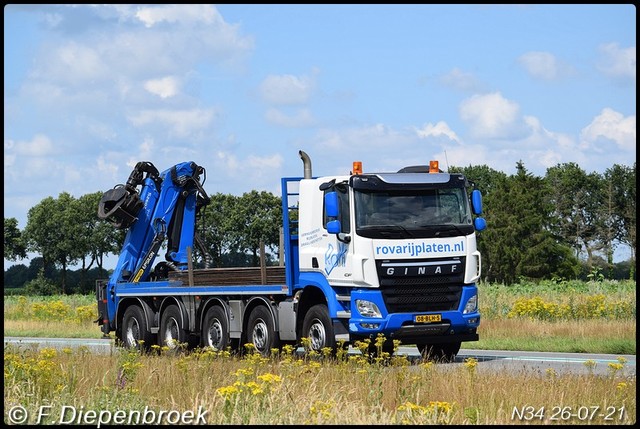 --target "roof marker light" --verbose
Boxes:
[352,161,363,175]
[429,160,439,173]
